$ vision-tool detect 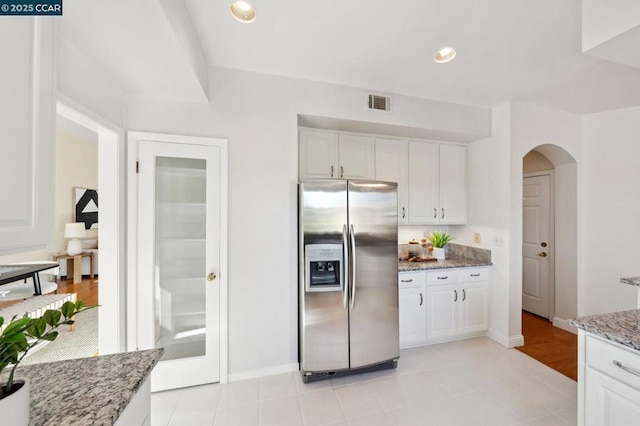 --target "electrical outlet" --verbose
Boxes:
[494,236,505,247]
[473,232,481,243]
